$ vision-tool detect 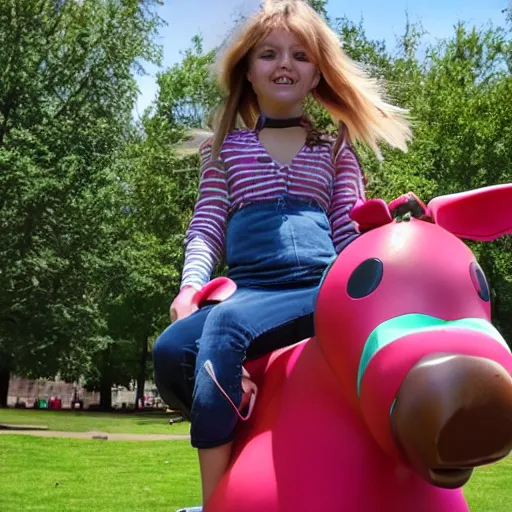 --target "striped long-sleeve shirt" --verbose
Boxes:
[181,129,366,290]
